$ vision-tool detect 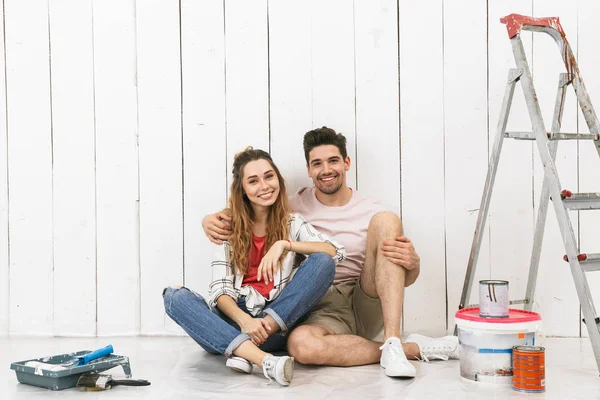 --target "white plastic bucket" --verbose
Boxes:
[455,307,542,385]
